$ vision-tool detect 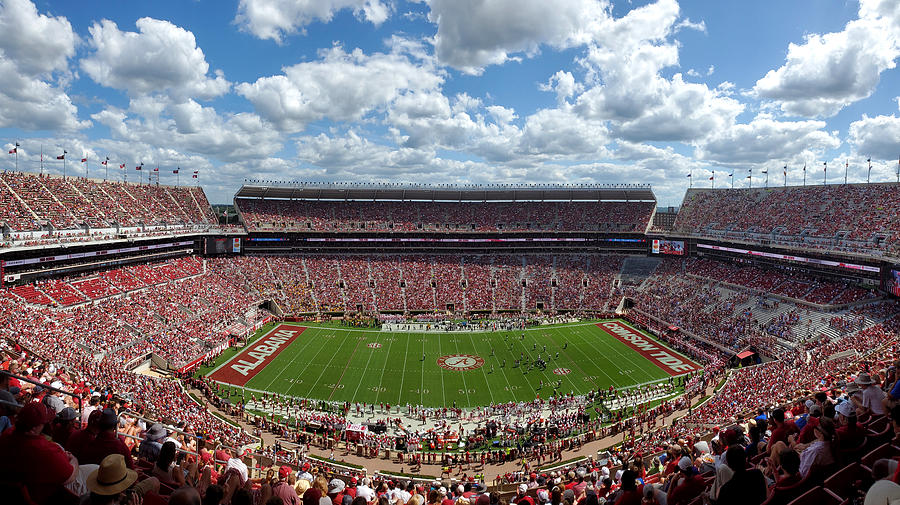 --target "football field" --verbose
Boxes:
[205,320,700,408]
